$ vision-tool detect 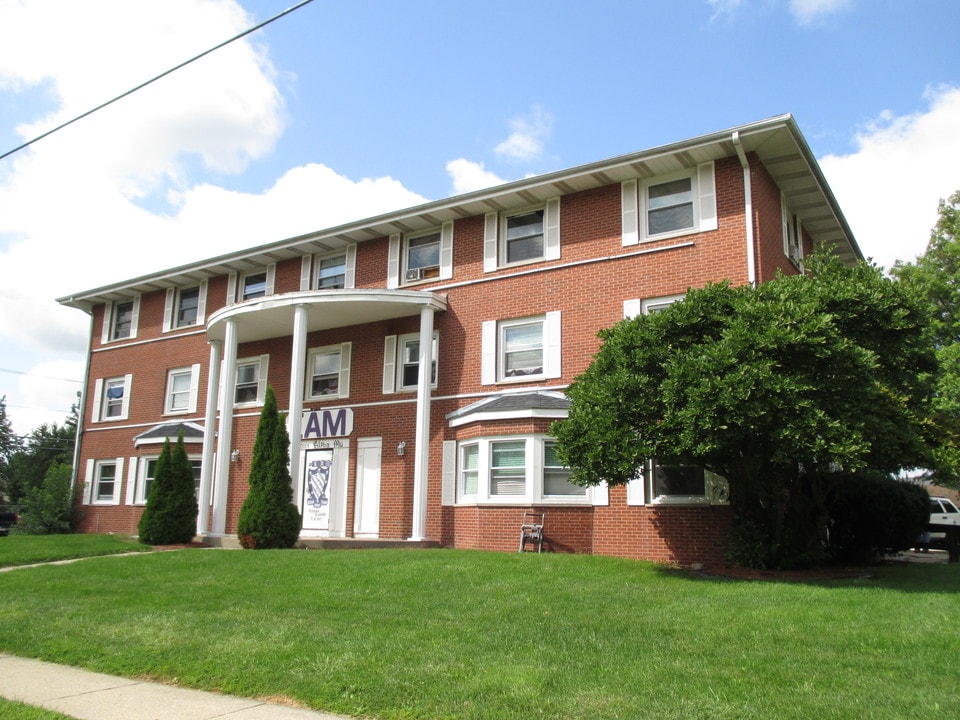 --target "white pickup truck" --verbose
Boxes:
[929,496,960,537]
